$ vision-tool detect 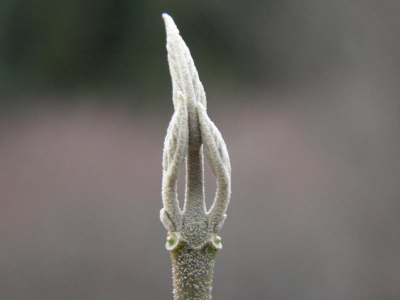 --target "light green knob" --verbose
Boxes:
[166,232,180,251]
[210,234,222,250]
